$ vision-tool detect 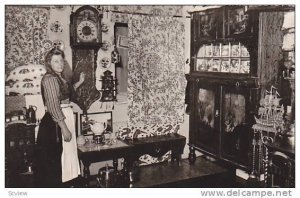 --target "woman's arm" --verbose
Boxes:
[42,75,72,142]
[57,120,72,142]
[73,72,85,91]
